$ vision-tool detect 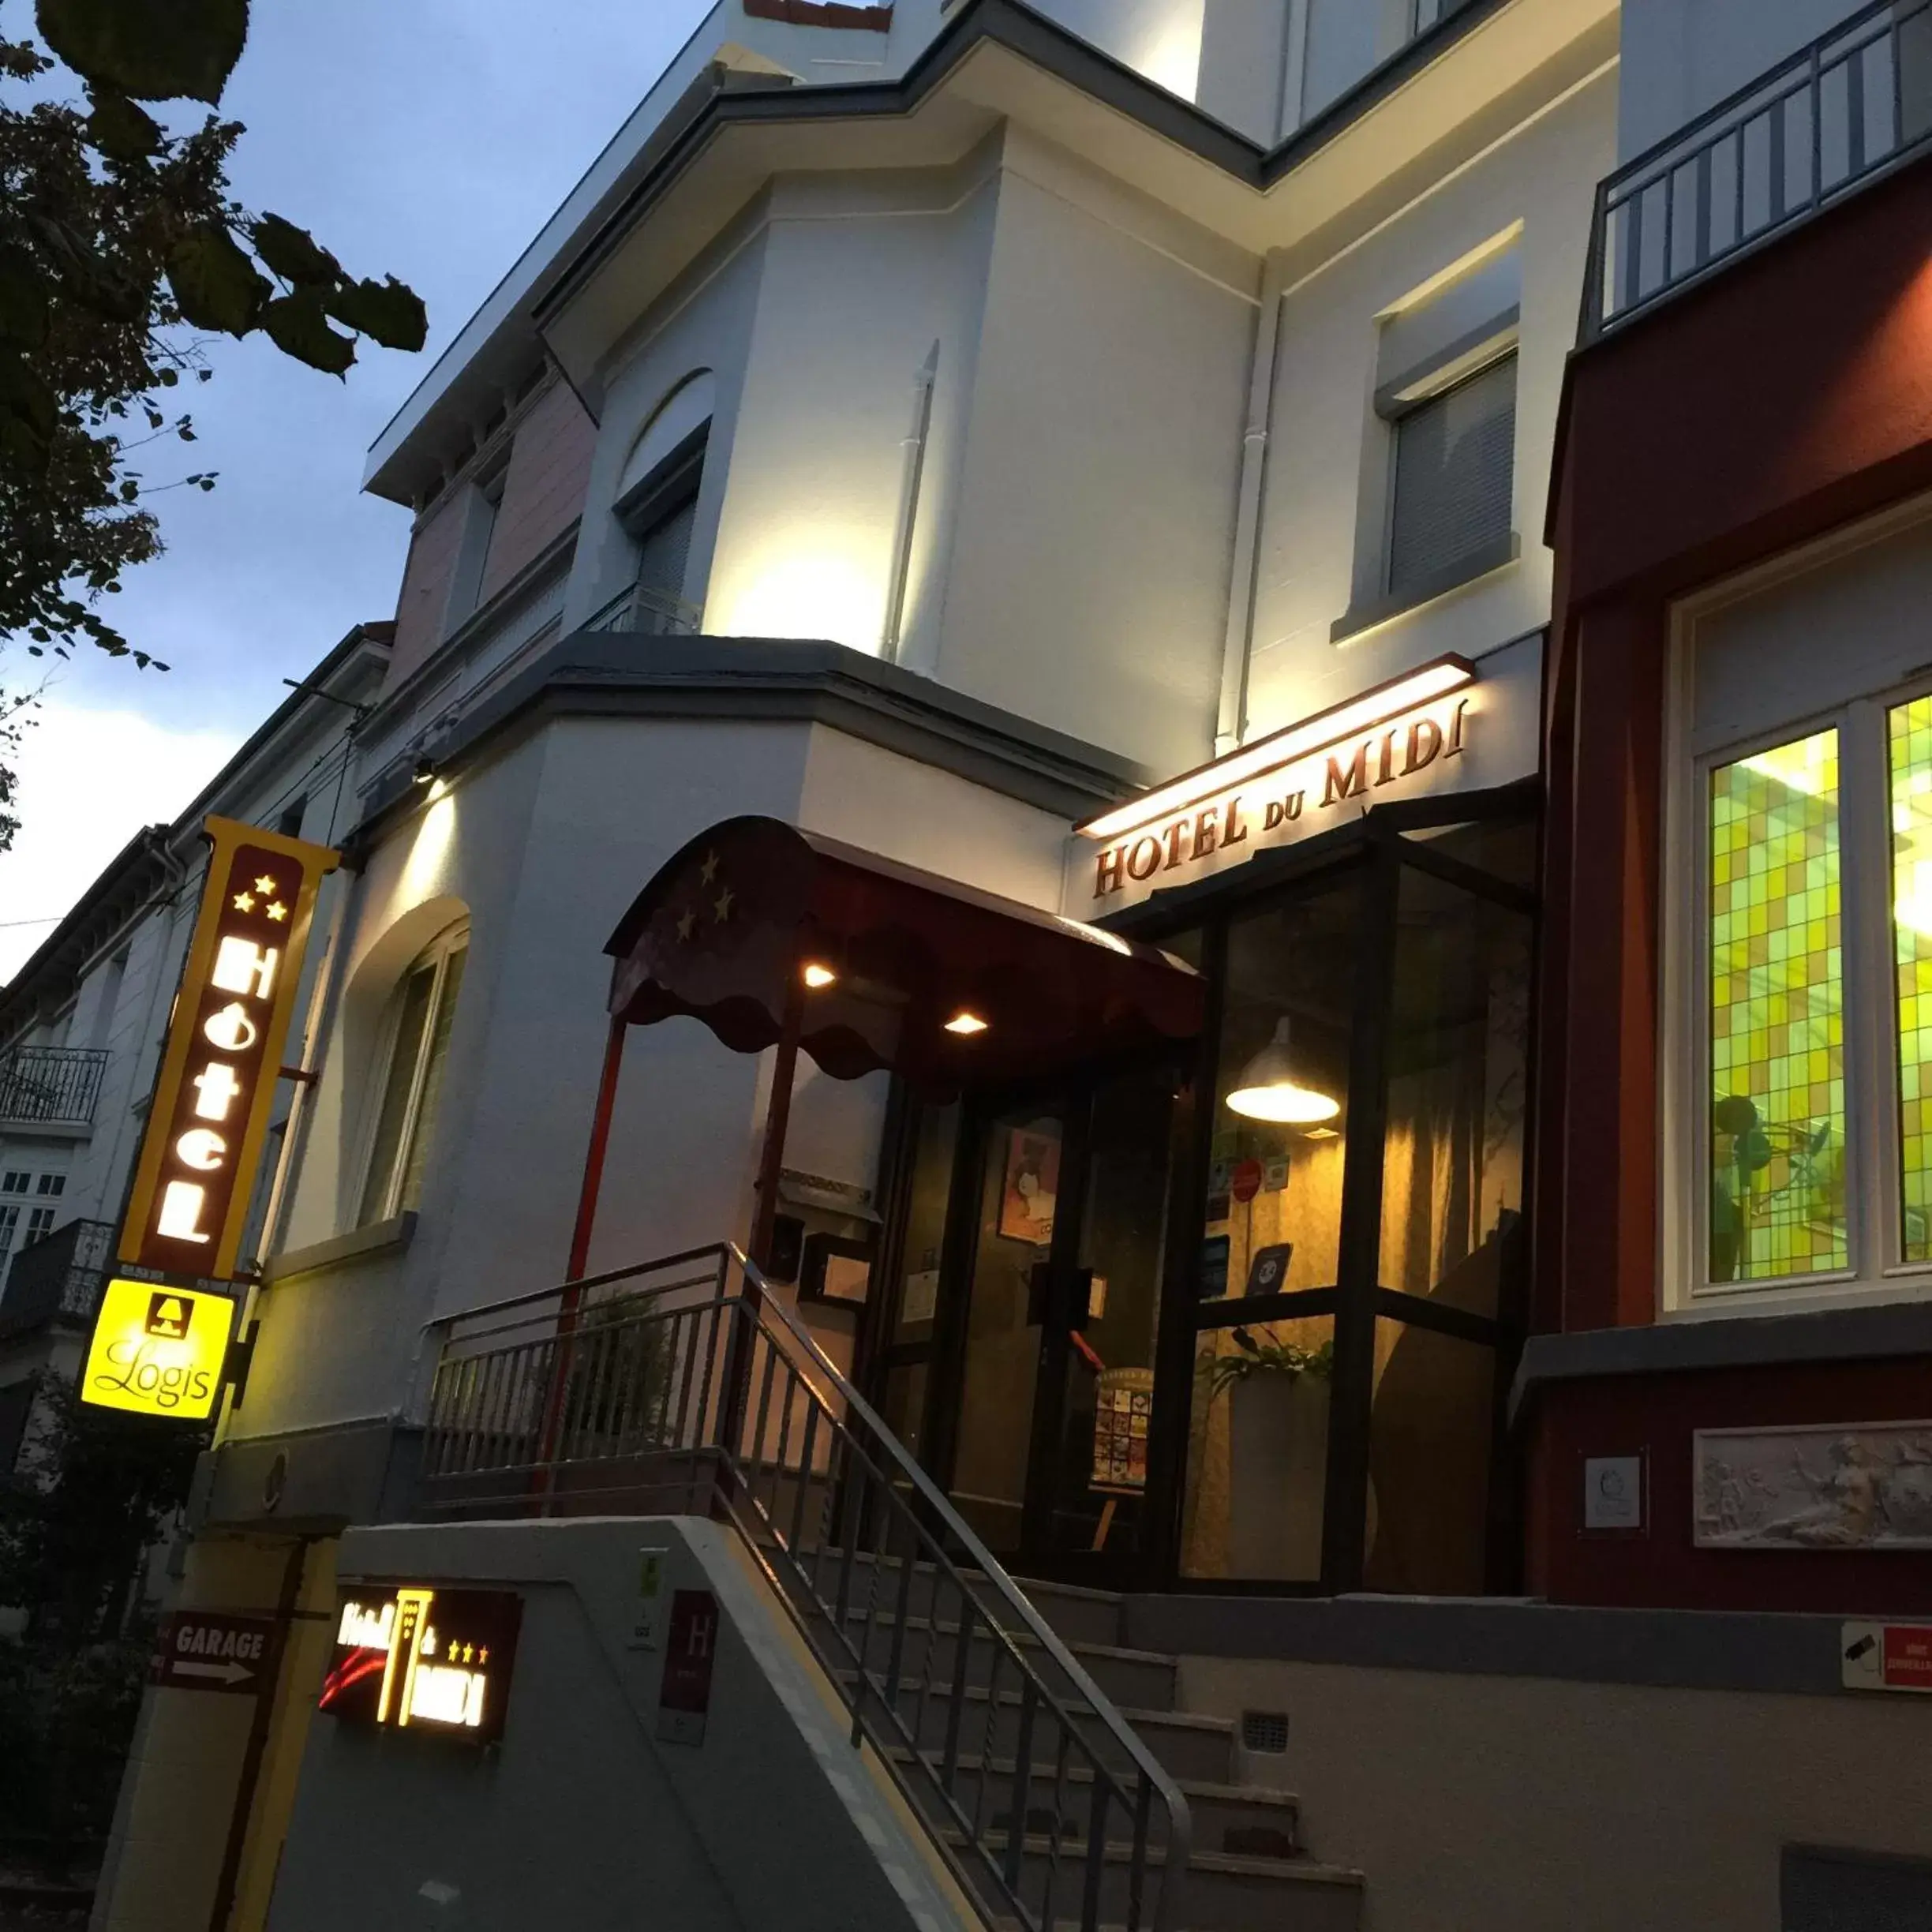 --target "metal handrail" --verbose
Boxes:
[417,1241,1192,1932]
[0,1046,108,1129]
[1582,0,1932,340]
[584,580,703,636]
